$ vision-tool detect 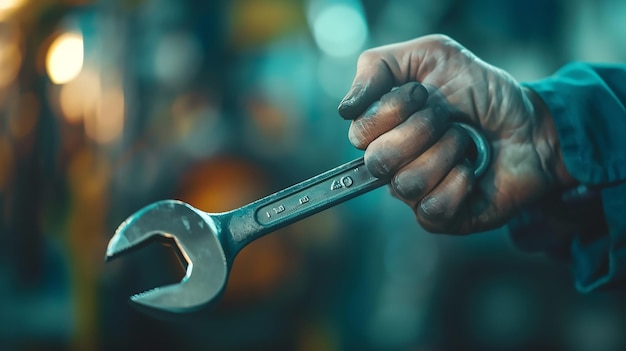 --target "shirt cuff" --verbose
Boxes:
[512,62,626,292]
[523,62,626,185]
